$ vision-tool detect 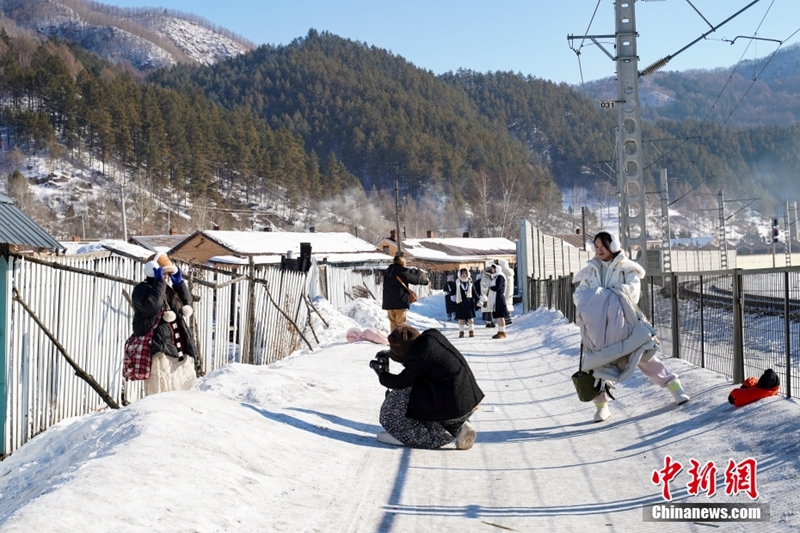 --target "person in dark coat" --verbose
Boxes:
[453,268,482,338]
[382,252,429,331]
[443,274,457,321]
[371,325,484,449]
[488,263,508,339]
[131,253,199,394]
